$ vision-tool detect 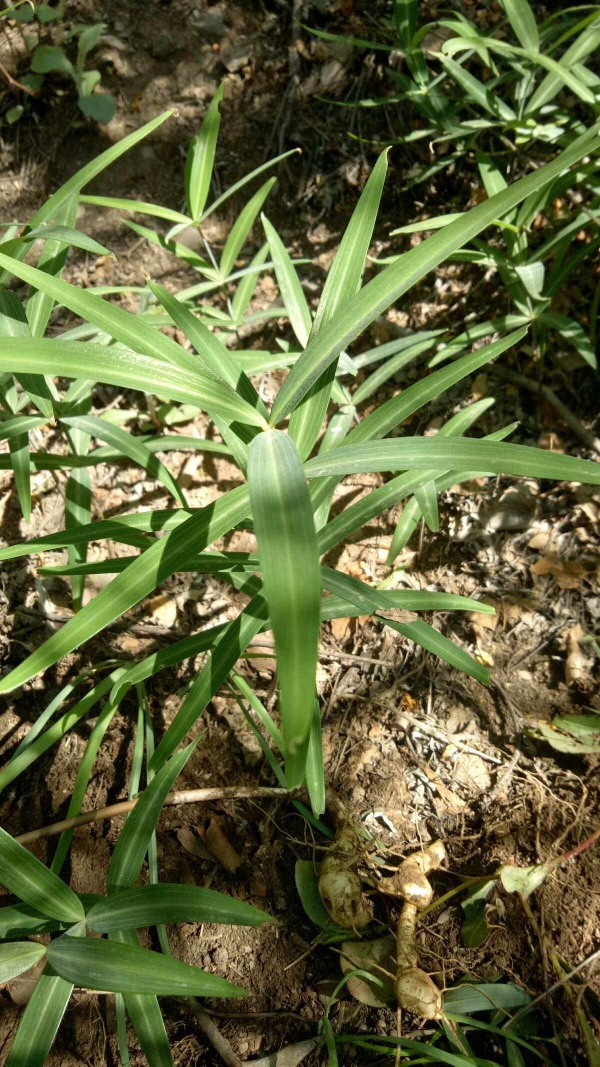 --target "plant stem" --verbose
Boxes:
[15,786,289,844]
